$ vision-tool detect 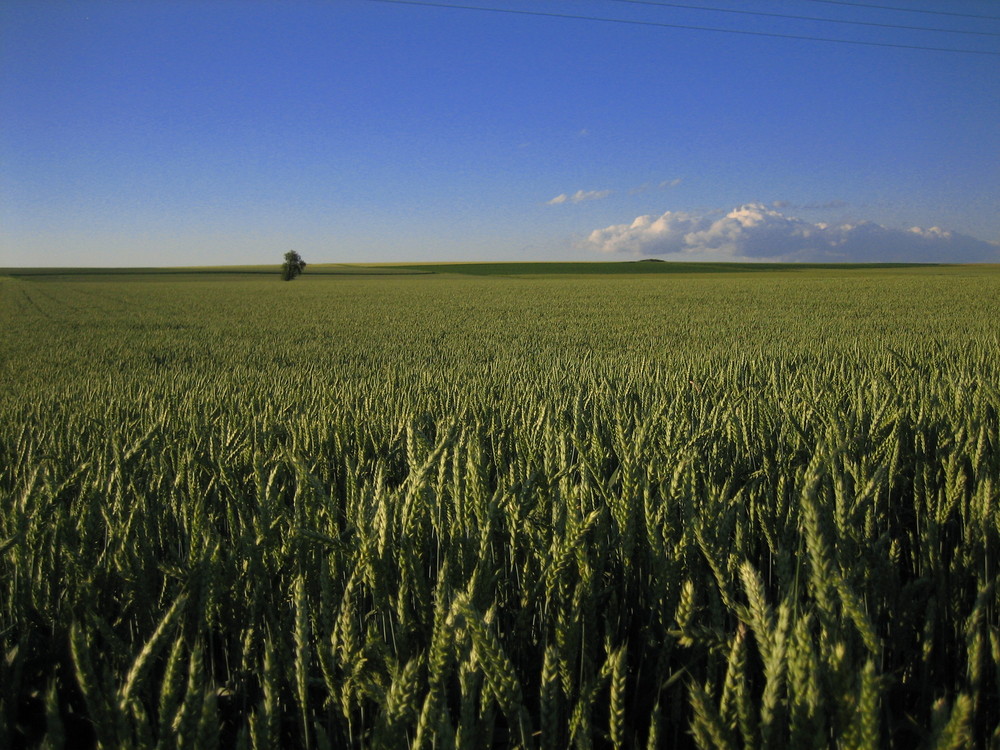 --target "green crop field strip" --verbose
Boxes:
[2,264,998,748]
